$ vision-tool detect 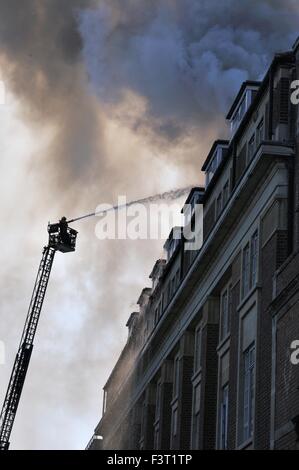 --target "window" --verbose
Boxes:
[223,181,229,206]
[220,286,231,339]
[102,389,107,415]
[171,407,178,439]
[219,384,229,449]
[256,119,264,148]
[242,244,250,298]
[205,154,218,186]
[191,383,201,448]
[250,231,258,288]
[241,231,259,299]
[216,192,222,217]
[173,355,180,398]
[194,327,202,372]
[248,134,255,161]
[243,344,255,441]
[230,89,258,135]
[187,193,202,222]
[238,95,247,119]
[231,95,247,134]
[155,380,162,421]
[154,425,160,449]
[205,147,226,186]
